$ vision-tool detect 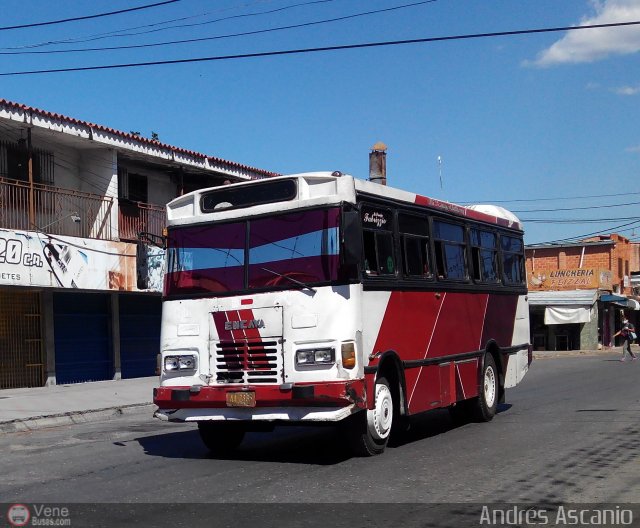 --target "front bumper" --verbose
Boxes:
[153,379,367,423]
